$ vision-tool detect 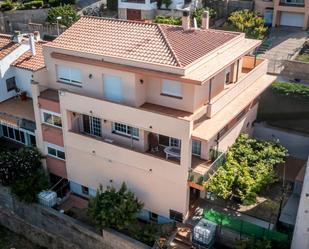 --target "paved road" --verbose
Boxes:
[261,27,308,74]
